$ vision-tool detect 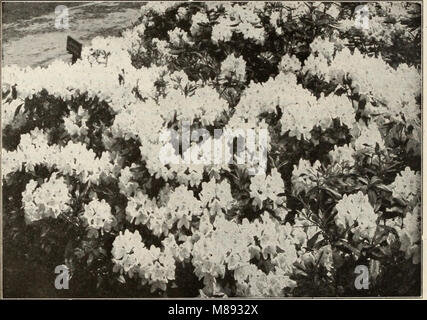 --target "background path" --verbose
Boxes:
[2,2,142,68]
